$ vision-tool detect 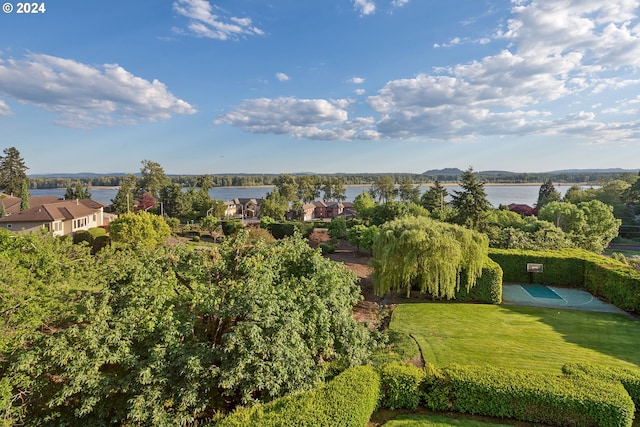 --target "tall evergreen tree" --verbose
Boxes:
[536,179,561,209]
[0,202,6,217]
[450,167,492,230]
[20,180,30,211]
[421,179,448,211]
[0,147,28,196]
